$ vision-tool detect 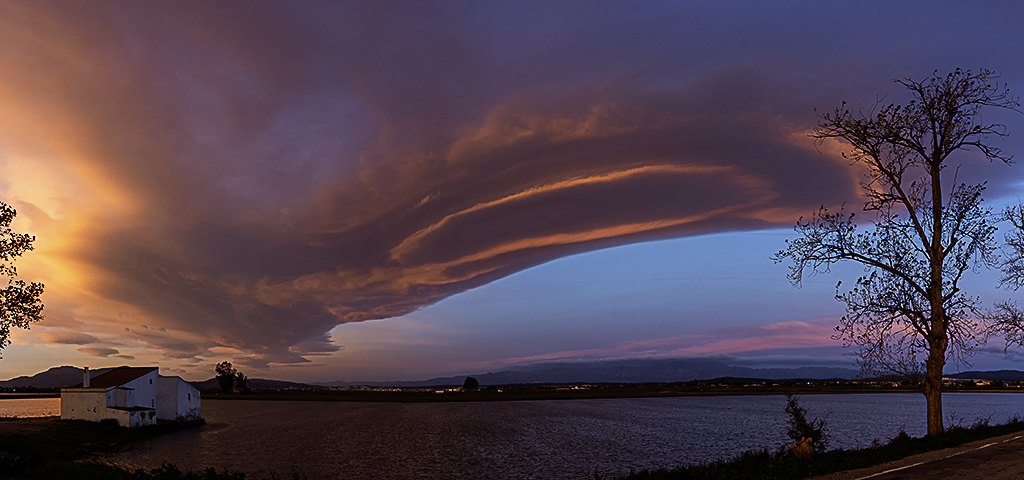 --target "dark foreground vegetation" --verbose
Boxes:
[606,416,1024,480]
[0,417,306,479]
